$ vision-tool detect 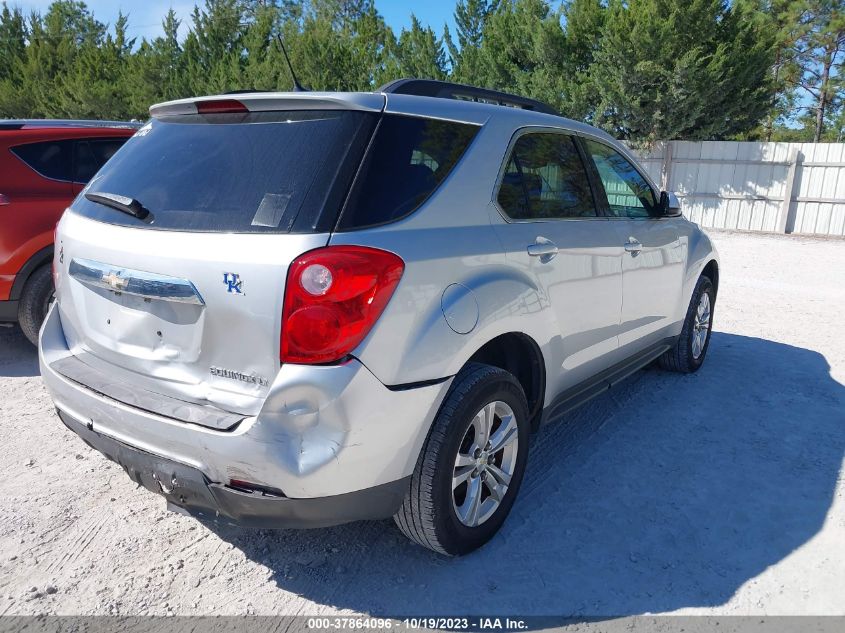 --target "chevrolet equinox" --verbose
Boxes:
[40,79,719,555]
